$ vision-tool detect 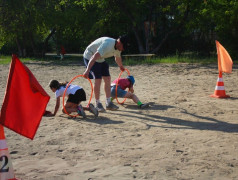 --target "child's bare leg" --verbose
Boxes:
[123,92,149,109]
[124,92,140,104]
[62,102,78,114]
[124,92,149,109]
[62,107,77,114]
[82,106,90,111]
